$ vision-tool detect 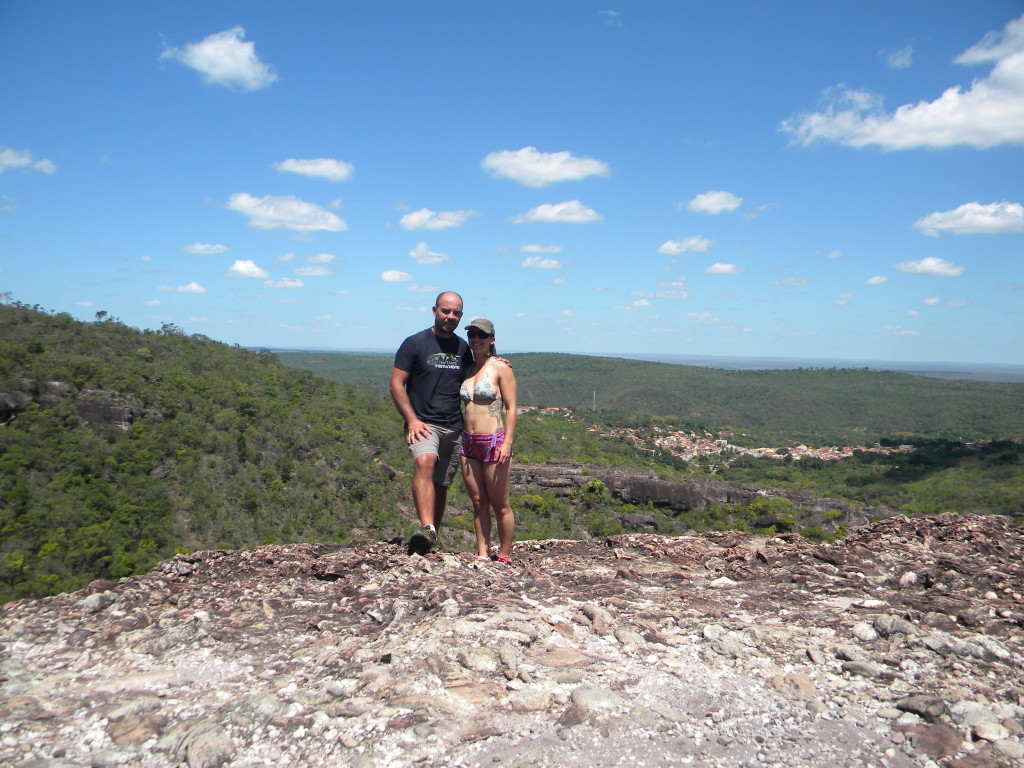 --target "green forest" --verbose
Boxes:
[275,350,1024,446]
[2,301,1022,604]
